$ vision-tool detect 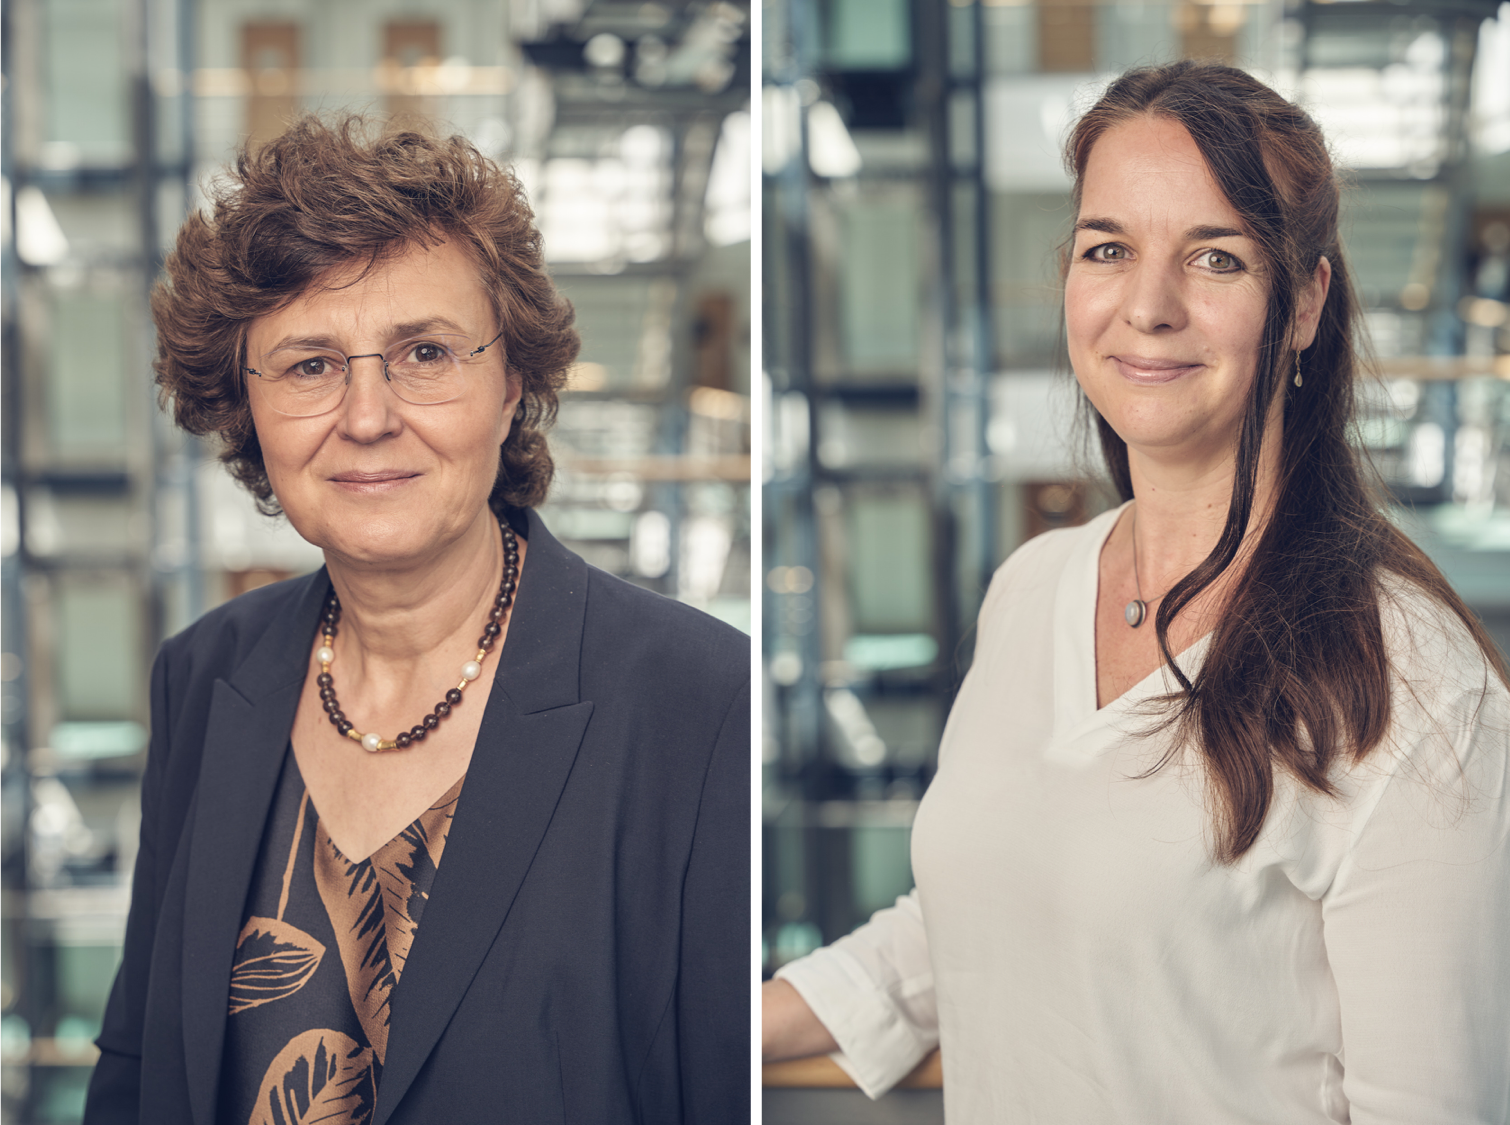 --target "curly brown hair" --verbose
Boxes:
[153,114,578,515]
